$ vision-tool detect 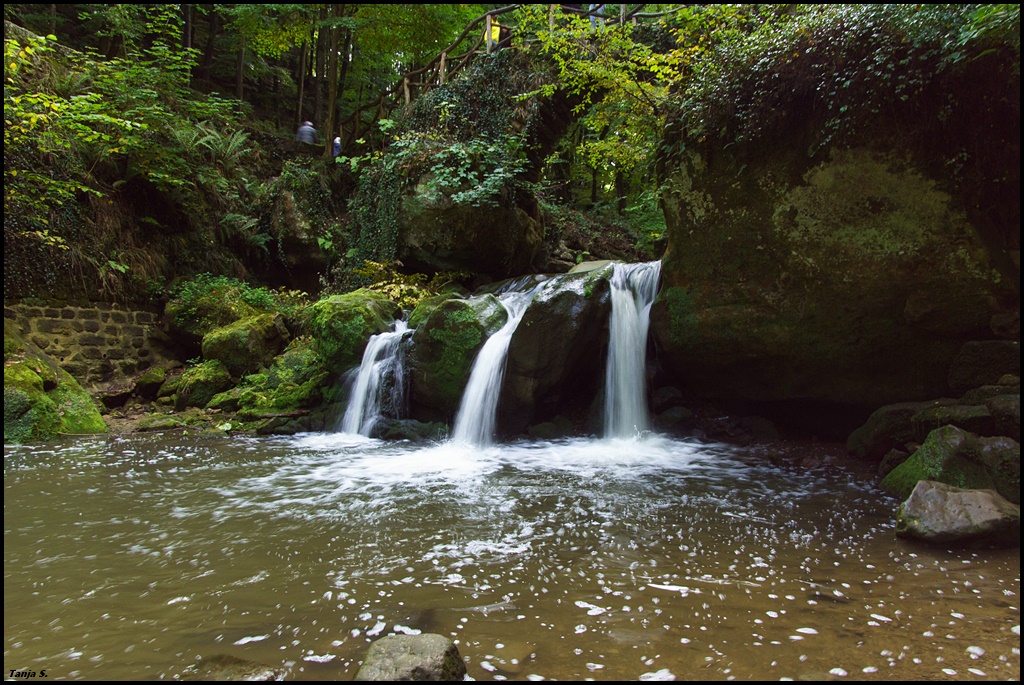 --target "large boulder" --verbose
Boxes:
[174,360,233,410]
[201,313,291,377]
[988,393,1021,442]
[399,195,545,280]
[408,295,508,418]
[947,341,1021,393]
[896,480,1019,548]
[846,400,957,461]
[651,10,1018,412]
[234,337,331,420]
[880,425,1020,504]
[354,634,466,682]
[652,145,1012,409]
[164,280,271,353]
[303,290,400,376]
[498,264,614,434]
[4,320,107,444]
